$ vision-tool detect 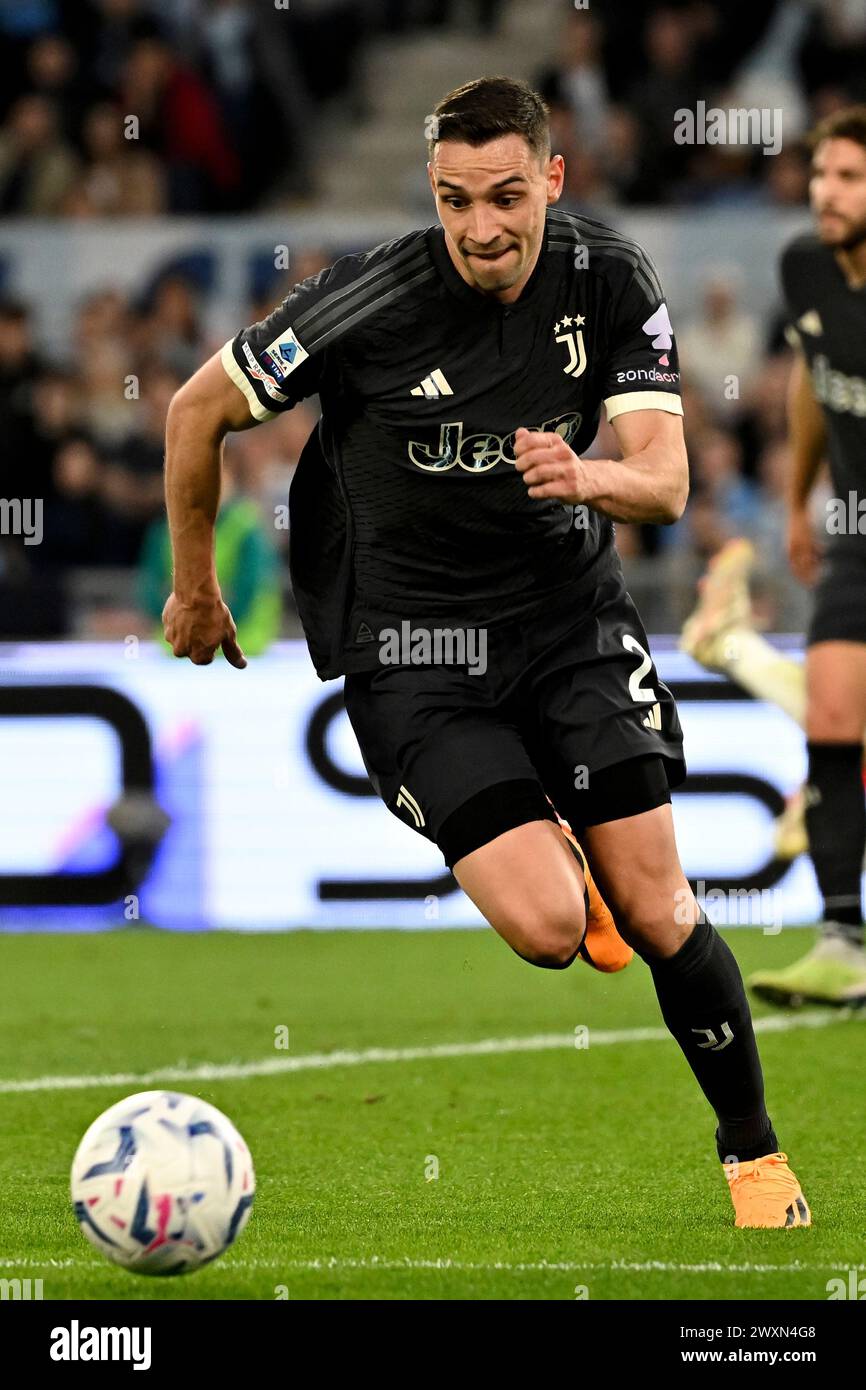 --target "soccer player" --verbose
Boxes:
[161,77,808,1227]
[684,107,866,1009]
